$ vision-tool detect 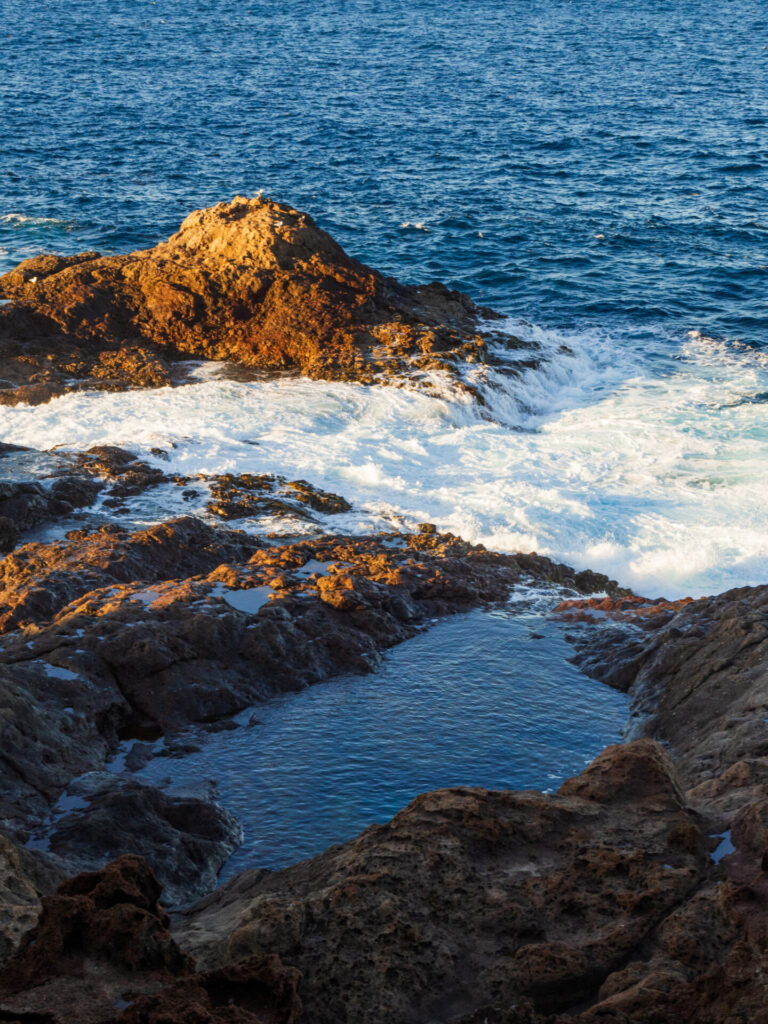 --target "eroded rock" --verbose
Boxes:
[0,196,519,401]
